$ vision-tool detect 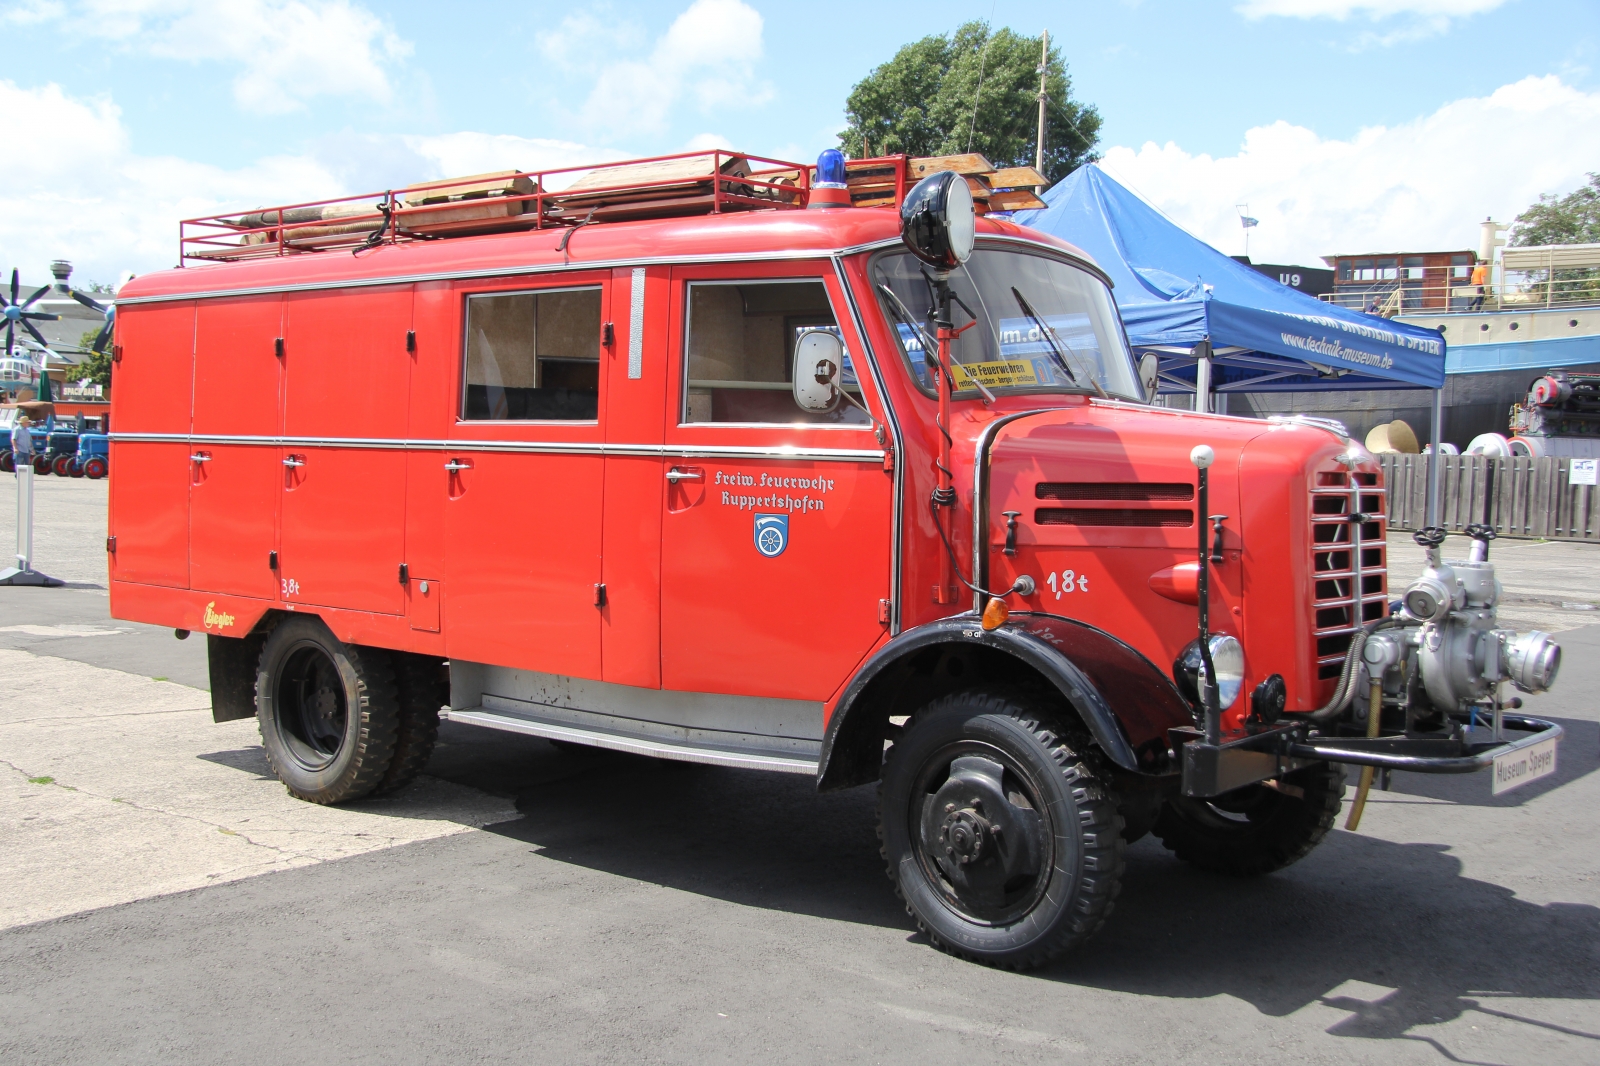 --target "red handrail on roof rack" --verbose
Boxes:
[178,149,837,264]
